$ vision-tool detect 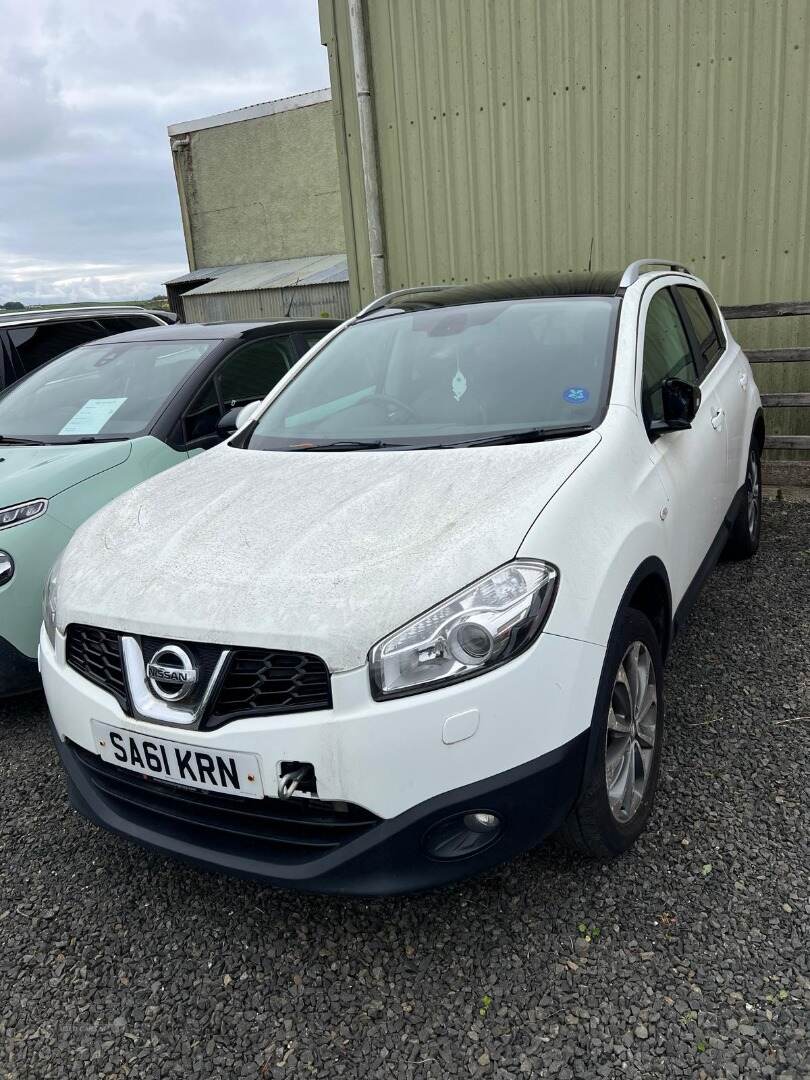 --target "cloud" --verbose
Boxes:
[0,0,329,304]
